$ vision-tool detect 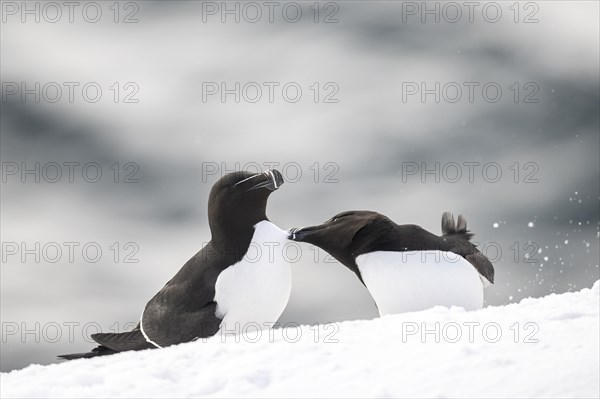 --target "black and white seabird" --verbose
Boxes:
[60,170,290,359]
[289,211,494,315]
